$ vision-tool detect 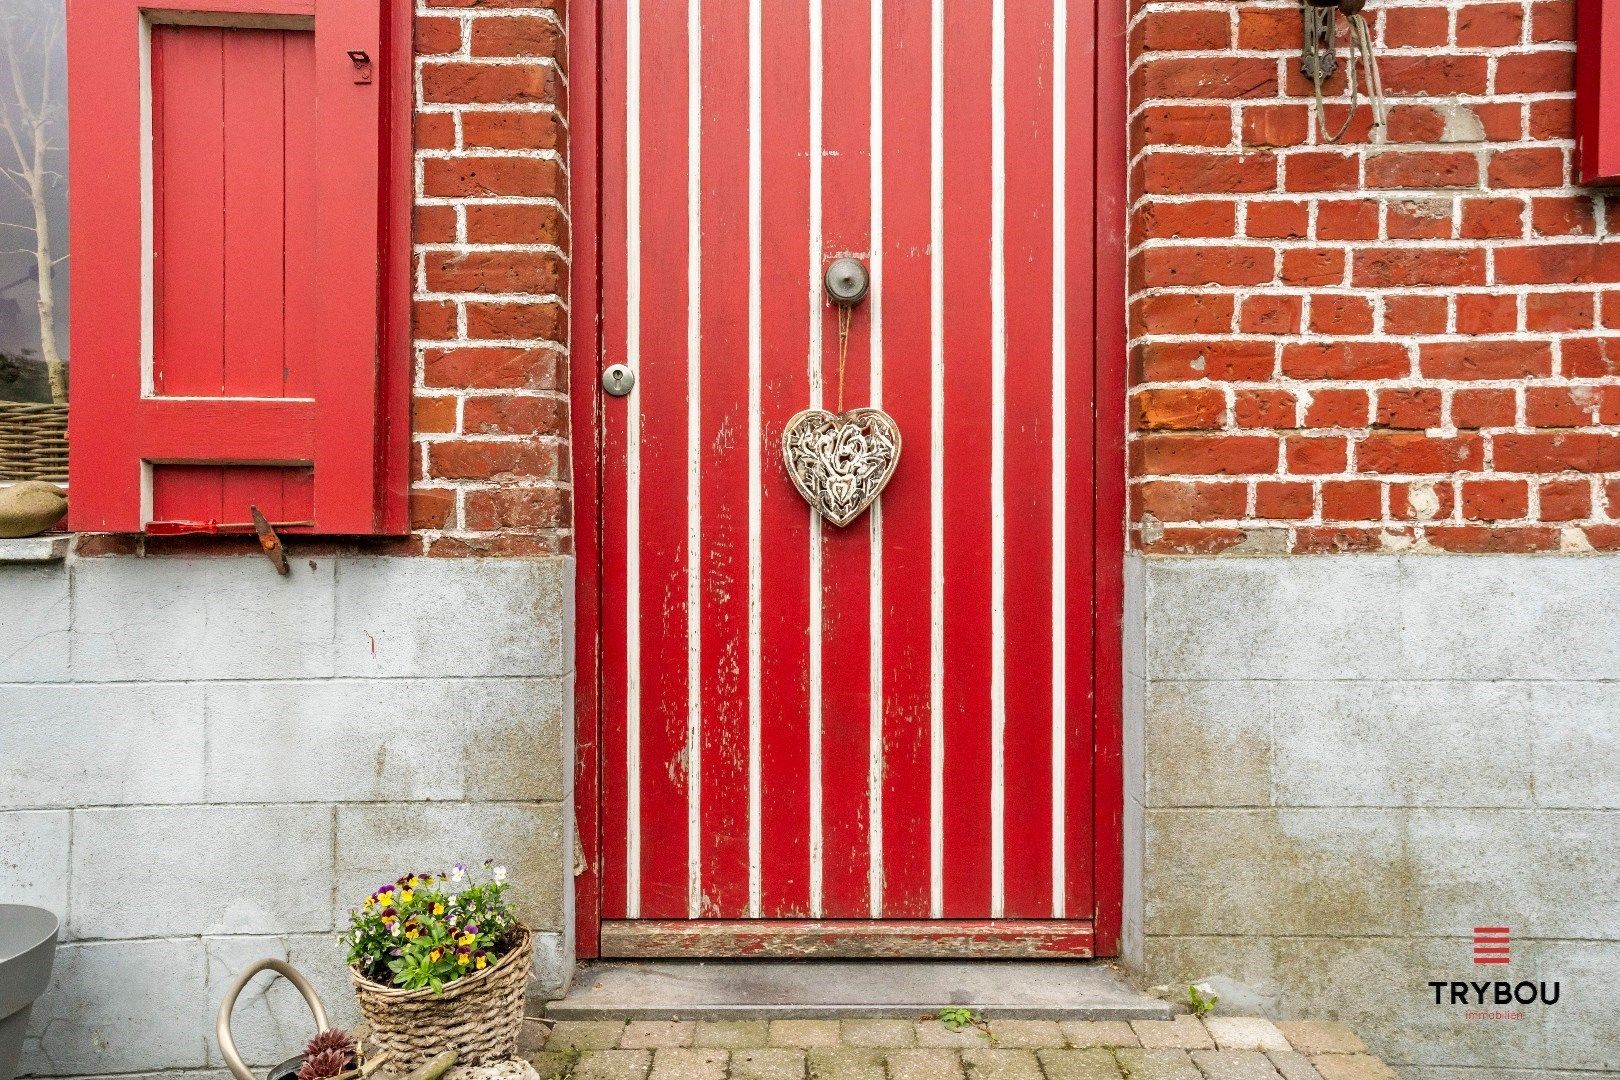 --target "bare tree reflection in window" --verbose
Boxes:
[0,0,68,406]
